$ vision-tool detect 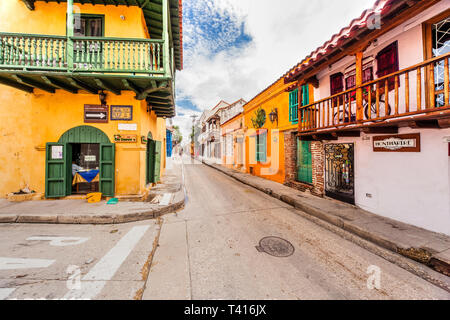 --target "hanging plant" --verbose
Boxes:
[251,107,266,129]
